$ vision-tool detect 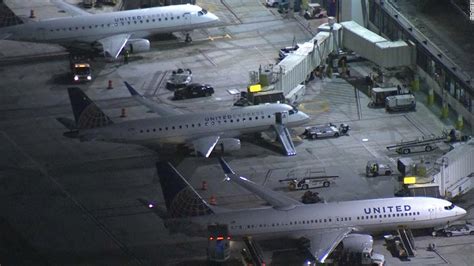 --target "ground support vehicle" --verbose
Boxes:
[303,123,350,139]
[207,224,231,262]
[98,0,116,5]
[166,68,192,90]
[369,87,399,107]
[173,83,214,100]
[386,135,446,154]
[301,191,322,204]
[304,3,327,19]
[384,235,409,260]
[83,0,95,8]
[433,222,474,237]
[330,234,385,265]
[366,160,393,177]
[266,0,280,7]
[70,53,92,83]
[279,175,338,190]
[444,128,472,143]
[71,62,92,82]
[385,94,416,112]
